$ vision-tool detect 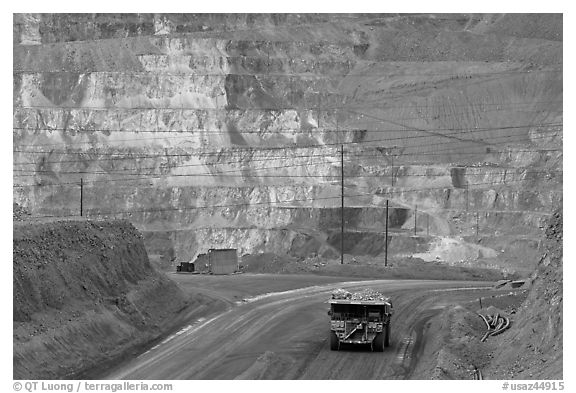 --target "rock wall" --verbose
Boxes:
[13,14,562,273]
